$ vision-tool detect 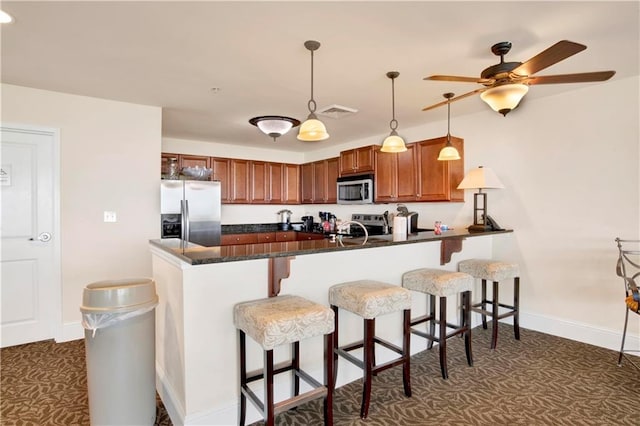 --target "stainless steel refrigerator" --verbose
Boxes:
[160,180,221,246]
